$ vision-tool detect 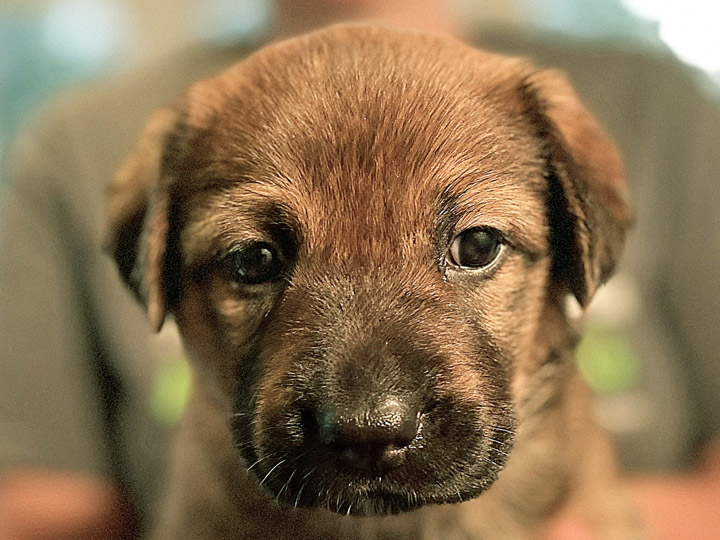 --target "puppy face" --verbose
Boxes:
[106,27,630,516]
